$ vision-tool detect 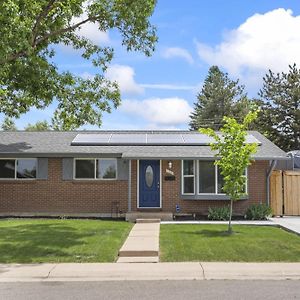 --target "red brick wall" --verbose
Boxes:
[0,158,269,216]
[0,158,128,214]
[132,160,269,216]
